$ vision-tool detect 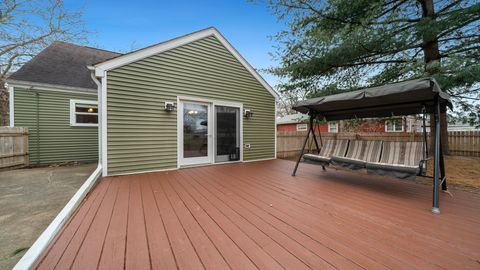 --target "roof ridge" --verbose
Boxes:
[52,40,121,55]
